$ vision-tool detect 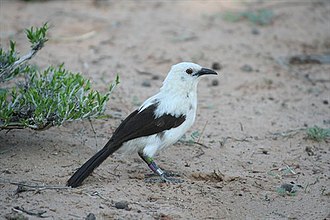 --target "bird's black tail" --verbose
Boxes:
[67,141,119,188]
